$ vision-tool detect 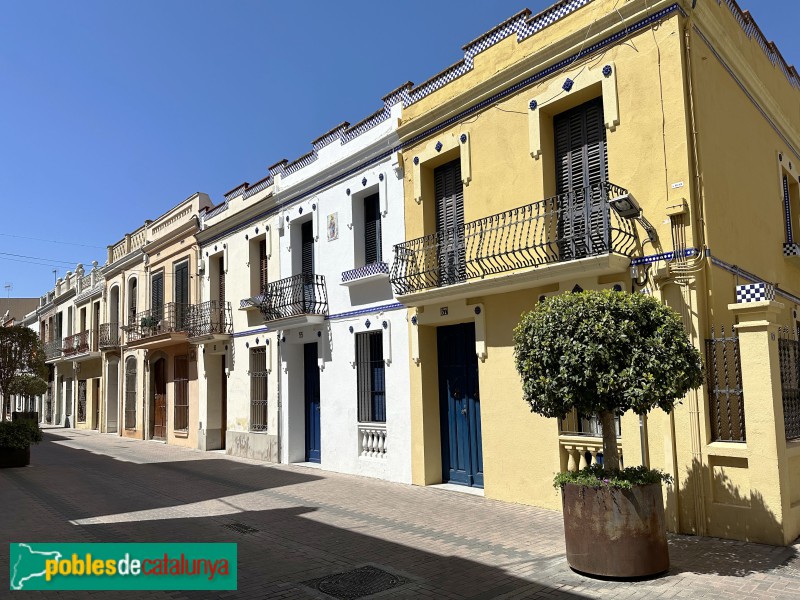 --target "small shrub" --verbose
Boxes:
[554,464,673,490]
[0,420,43,450]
